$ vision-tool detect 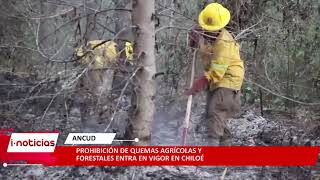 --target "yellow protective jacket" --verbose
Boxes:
[199,28,244,91]
[76,40,133,69]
